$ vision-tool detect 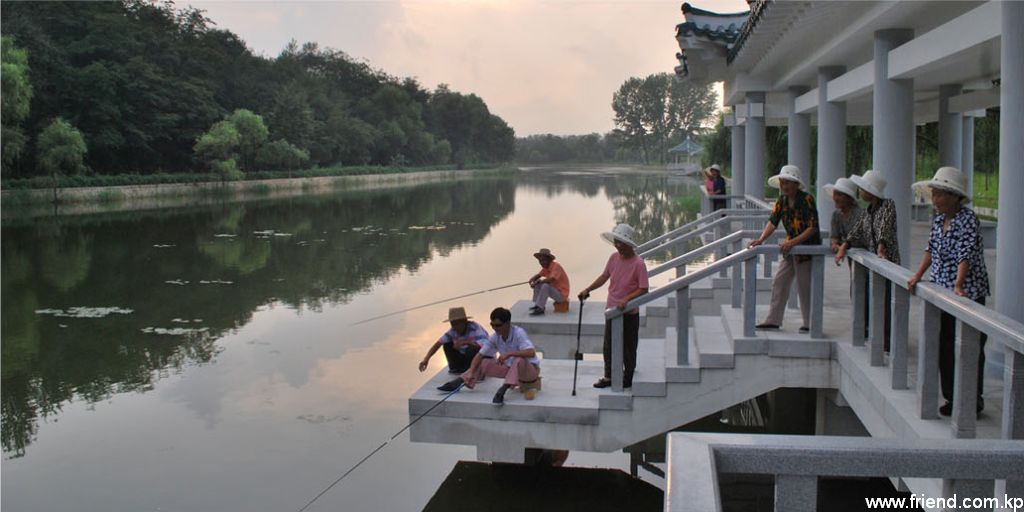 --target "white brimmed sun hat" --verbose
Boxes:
[767,165,805,190]
[823,177,859,203]
[913,166,970,204]
[850,170,887,199]
[601,223,639,248]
